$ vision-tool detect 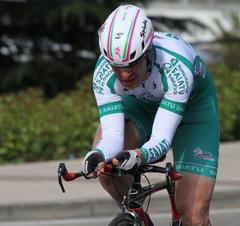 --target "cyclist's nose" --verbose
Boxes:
[119,70,132,80]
